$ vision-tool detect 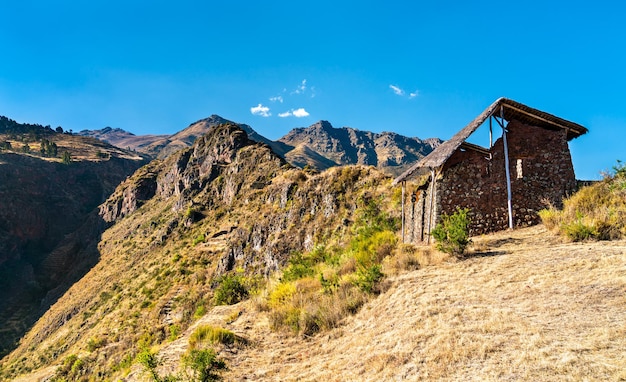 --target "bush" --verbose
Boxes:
[431,207,471,255]
[137,347,161,381]
[353,264,384,293]
[562,219,598,241]
[86,336,105,352]
[136,347,178,382]
[192,234,205,246]
[281,251,316,282]
[539,161,626,241]
[213,273,248,305]
[182,349,227,382]
[52,354,87,382]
